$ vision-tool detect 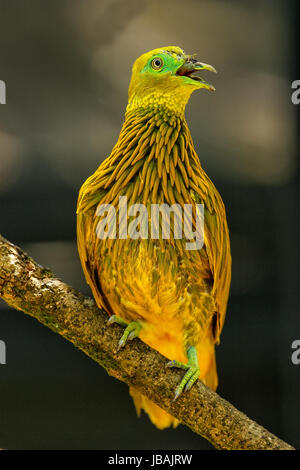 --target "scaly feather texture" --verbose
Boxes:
[77,47,231,429]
